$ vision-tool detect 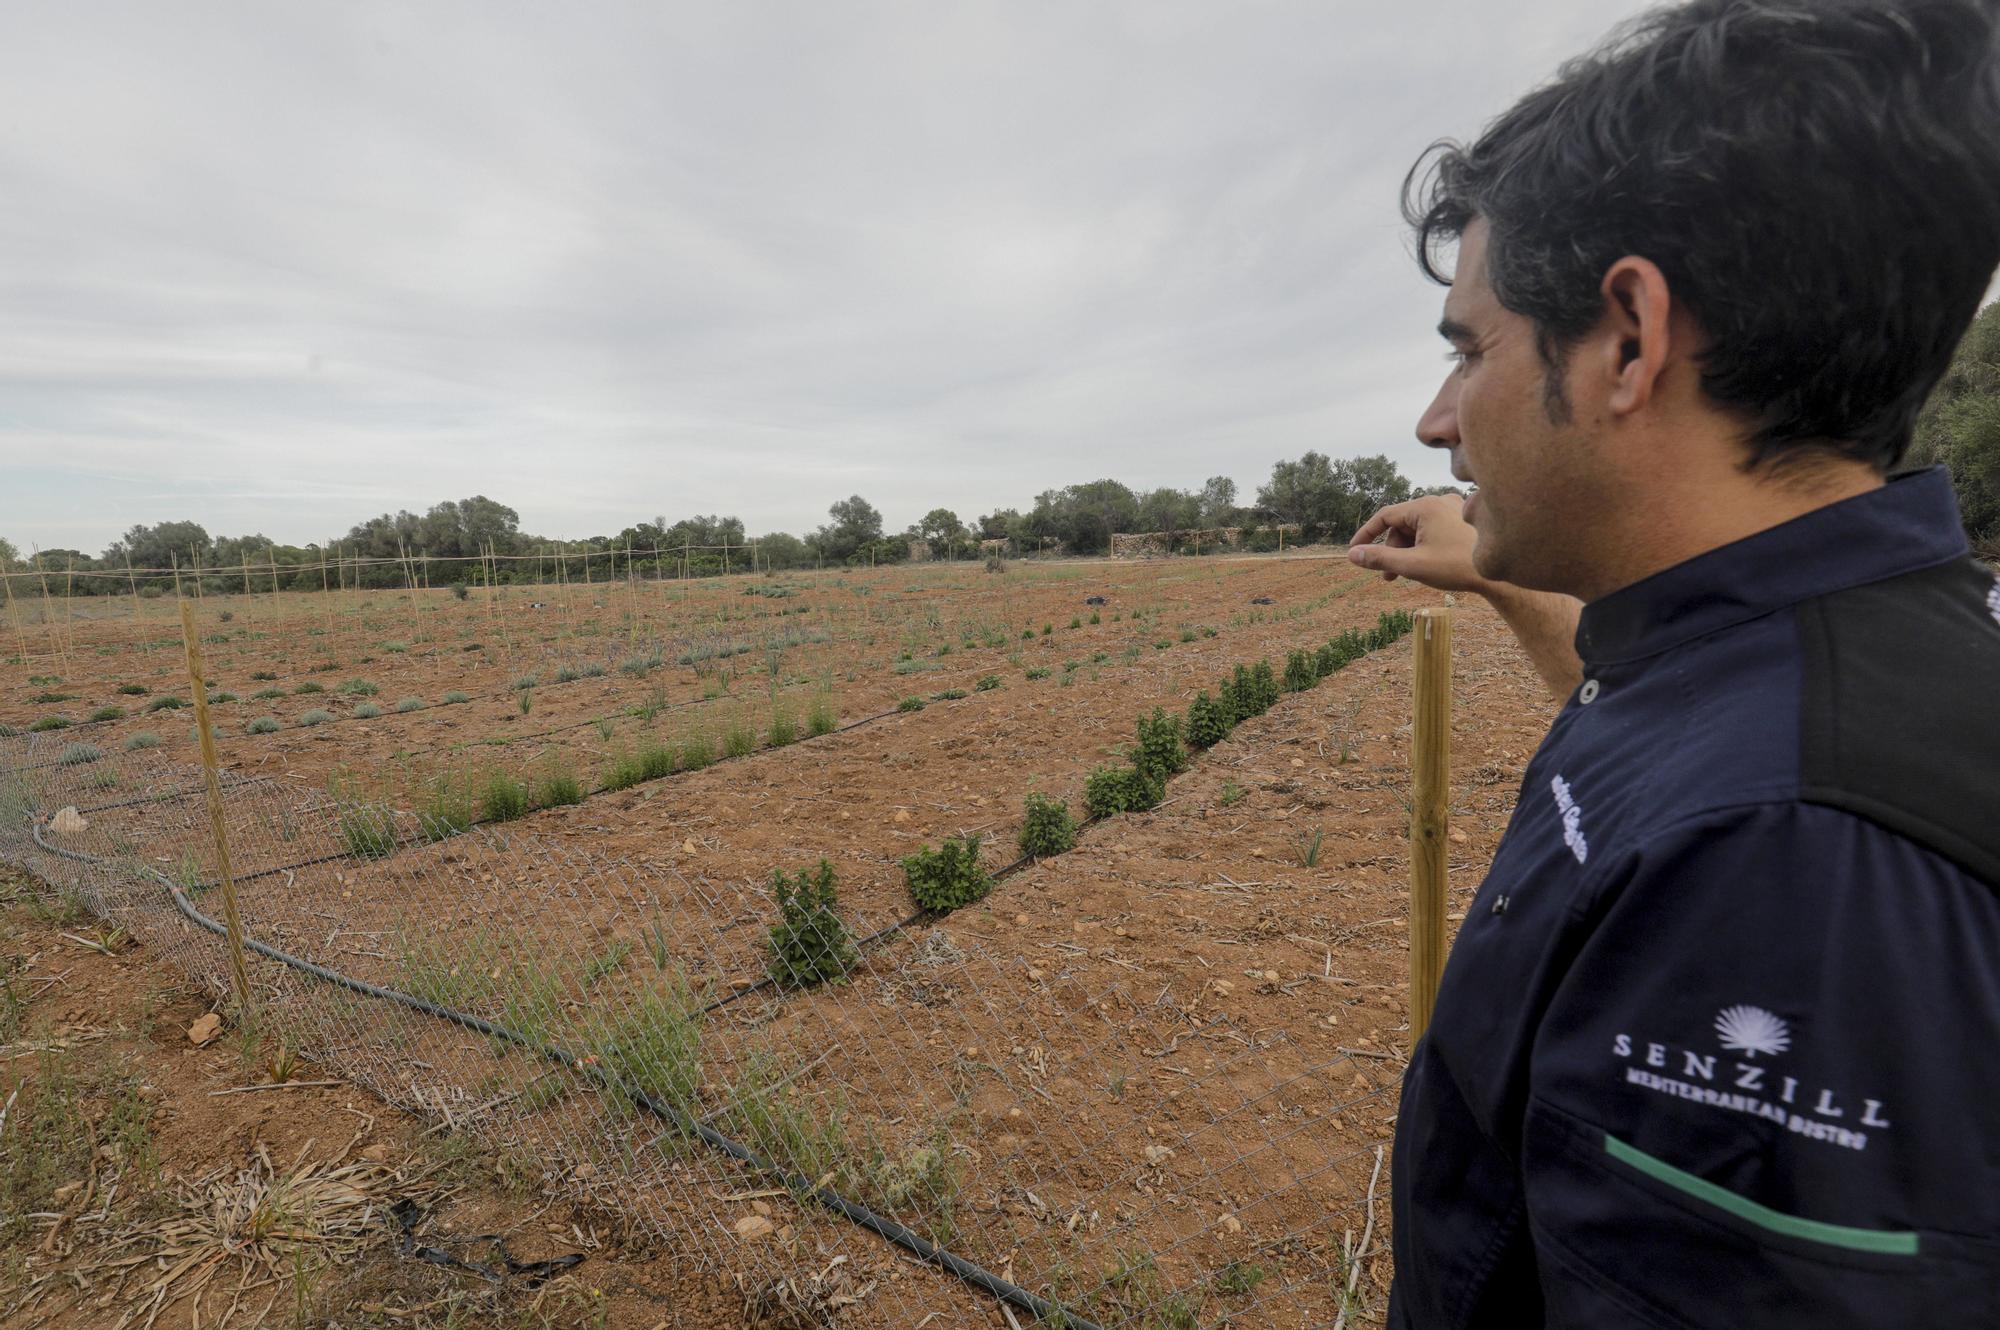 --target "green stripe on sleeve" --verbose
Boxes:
[1602,1133,1919,1256]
